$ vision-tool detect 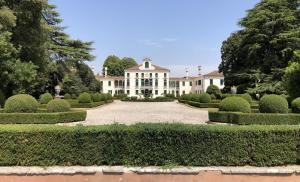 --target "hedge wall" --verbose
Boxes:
[66,100,113,108]
[0,110,86,124]
[0,124,298,166]
[209,112,300,125]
